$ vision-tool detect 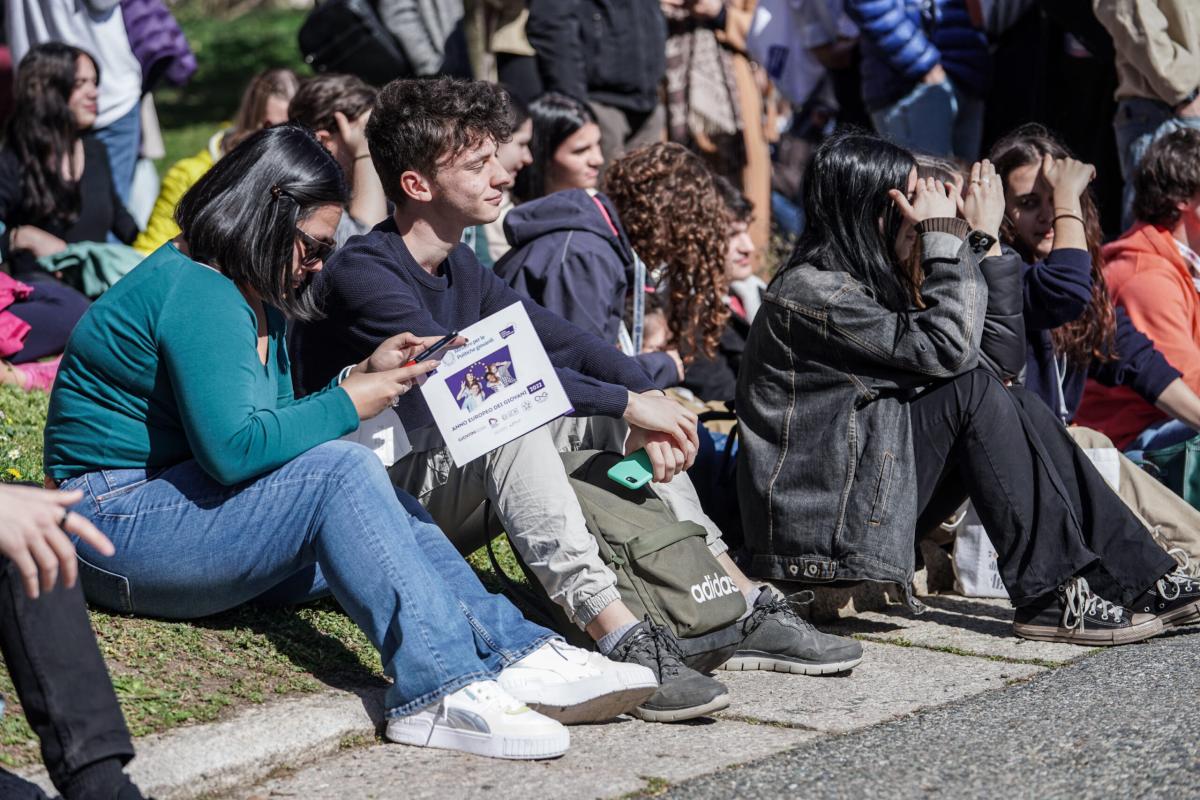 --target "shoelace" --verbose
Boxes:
[1061,577,1125,631]
[1155,568,1198,602]
[1167,547,1200,580]
[746,590,818,634]
[460,680,524,712]
[546,639,590,666]
[621,619,687,680]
